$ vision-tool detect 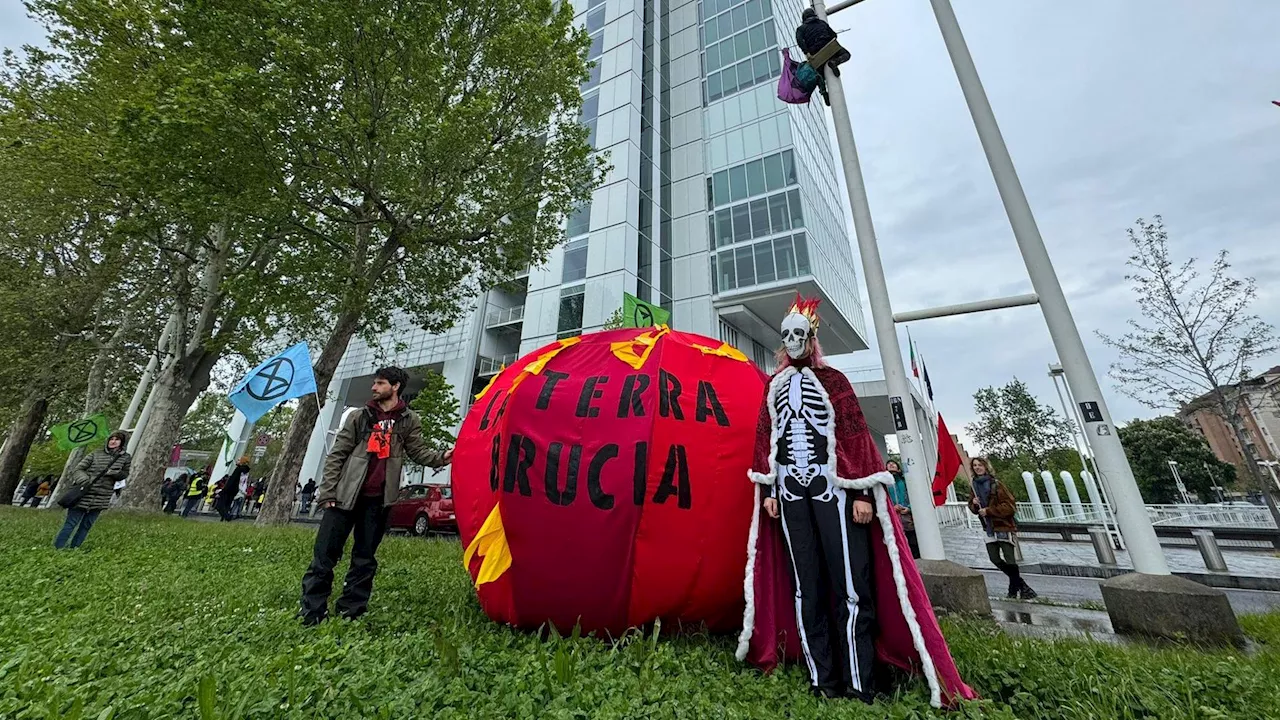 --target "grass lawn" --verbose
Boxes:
[2,508,1279,719]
